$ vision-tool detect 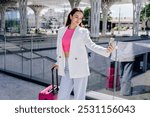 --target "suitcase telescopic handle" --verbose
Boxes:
[51,67,59,94]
